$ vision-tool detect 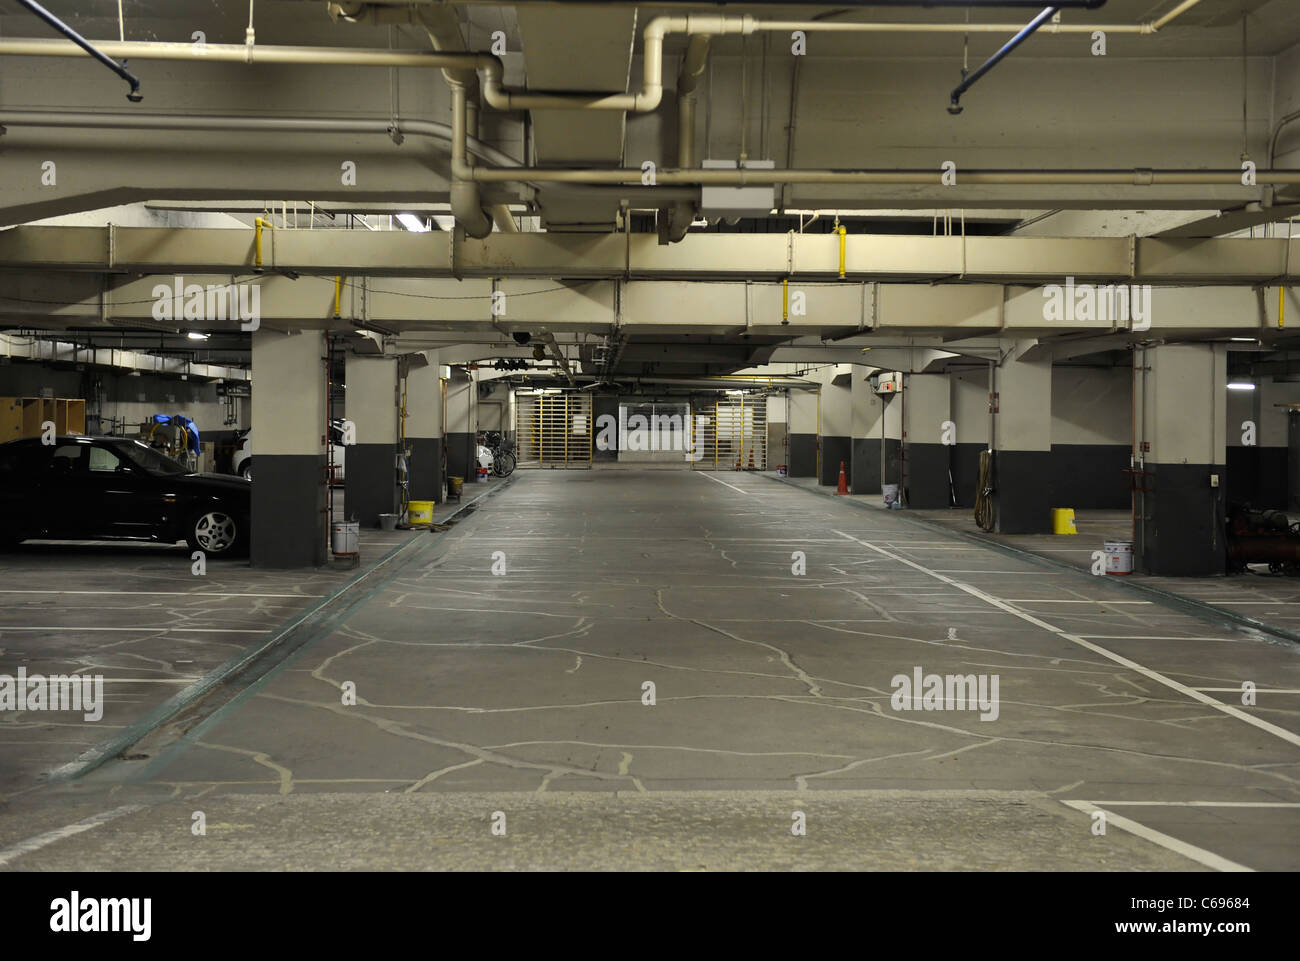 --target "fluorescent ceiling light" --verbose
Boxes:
[1227,382,1256,390]
[396,213,430,233]
[187,331,209,341]
[1230,337,1257,342]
